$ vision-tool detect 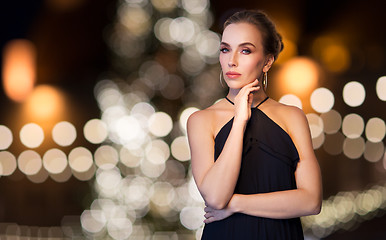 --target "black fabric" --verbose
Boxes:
[201,107,304,240]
